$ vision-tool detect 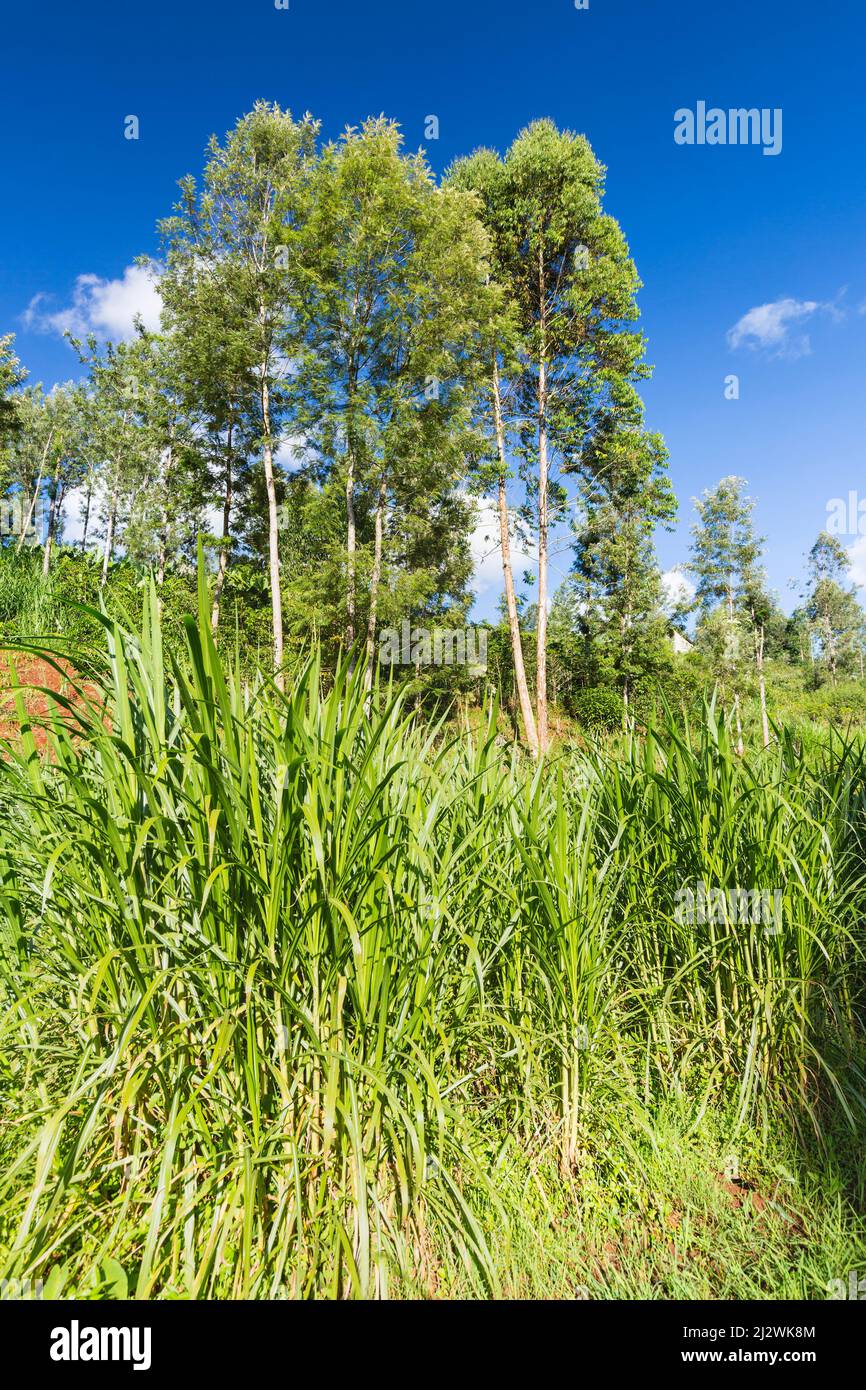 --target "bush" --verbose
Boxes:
[568,685,624,733]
